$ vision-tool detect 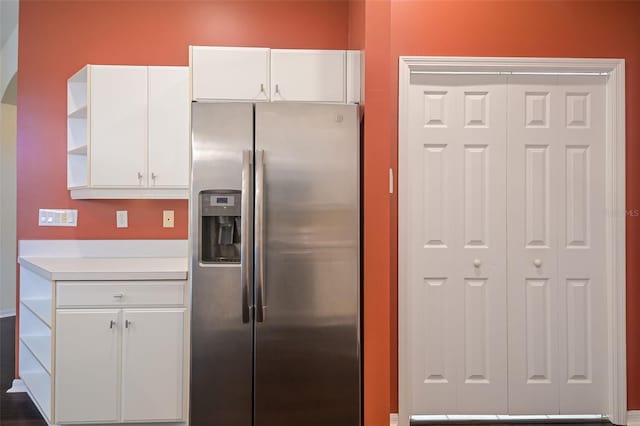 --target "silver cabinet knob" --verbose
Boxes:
[534,259,542,267]
[473,259,481,268]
